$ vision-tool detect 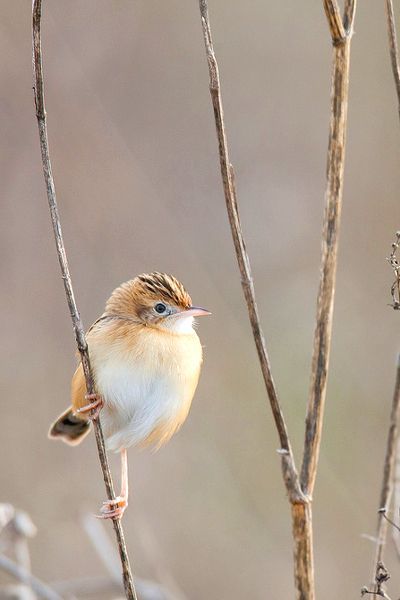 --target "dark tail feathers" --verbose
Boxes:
[49,408,90,446]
